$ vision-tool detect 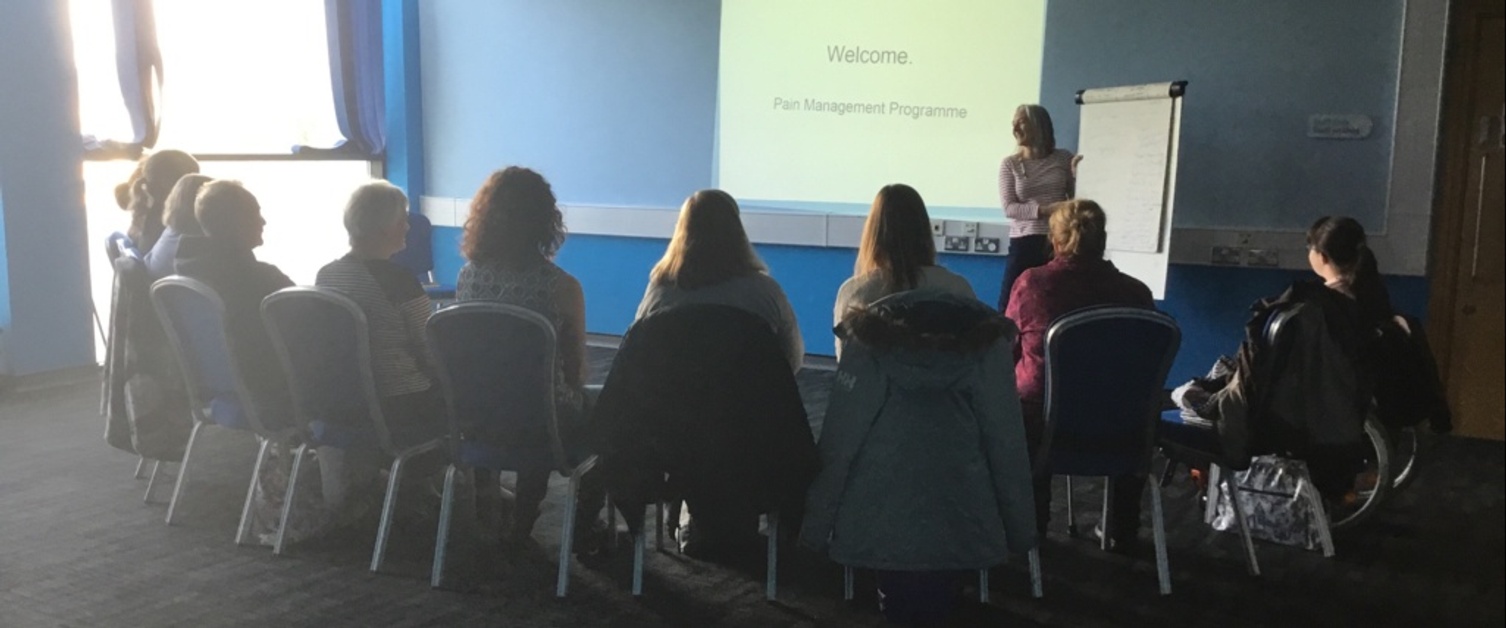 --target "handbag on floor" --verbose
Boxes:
[1211,456,1326,550]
